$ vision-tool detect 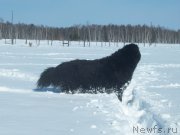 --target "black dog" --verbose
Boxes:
[37,44,141,101]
